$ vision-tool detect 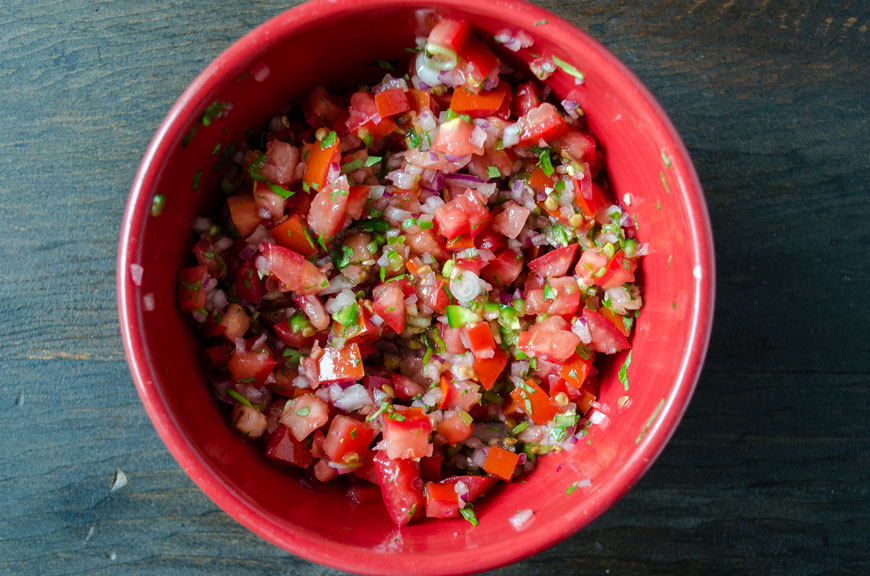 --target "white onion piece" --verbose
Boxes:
[502,123,521,147]
[214,237,233,251]
[143,293,155,311]
[334,384,372,412]
[129,264,143,286]
[325,289,356,315]
[370,313,385,327]
[255,255,270,277]
[509,509,534,530]
[571,317,592,344]
[419,108,437,132]
[470,126,487,150]
[192,217,212,233]
[450,270,484,304]
[369,185,386,199]
[385,206,412,224]
[415,52,442,86]
[588,410,607,425]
